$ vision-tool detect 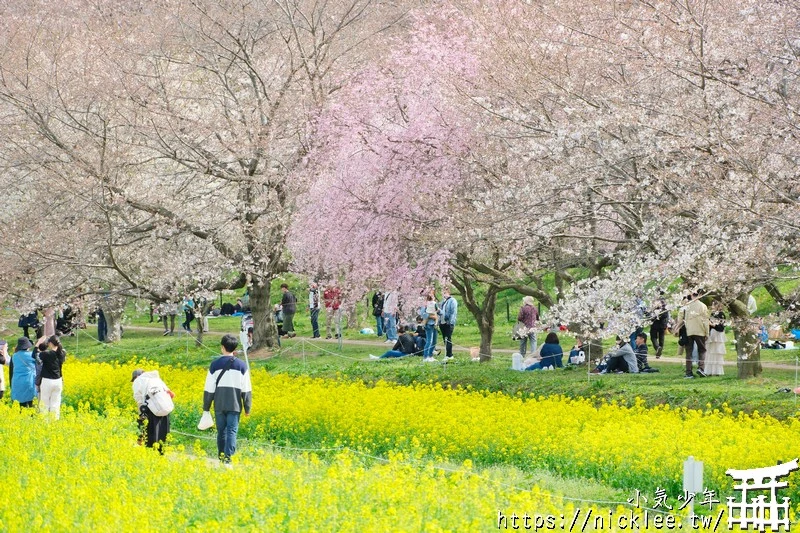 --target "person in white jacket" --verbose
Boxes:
[131,369,173,454]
